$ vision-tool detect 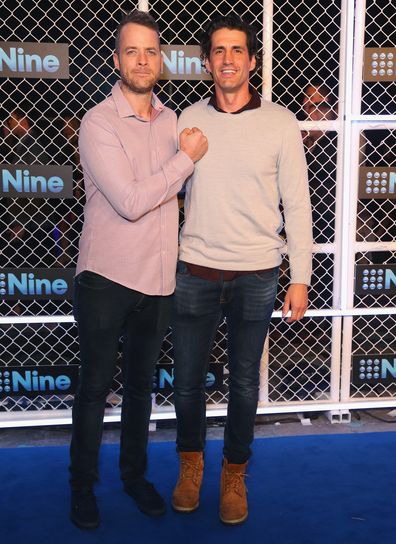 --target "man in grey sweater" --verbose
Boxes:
[171,14,312,525]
